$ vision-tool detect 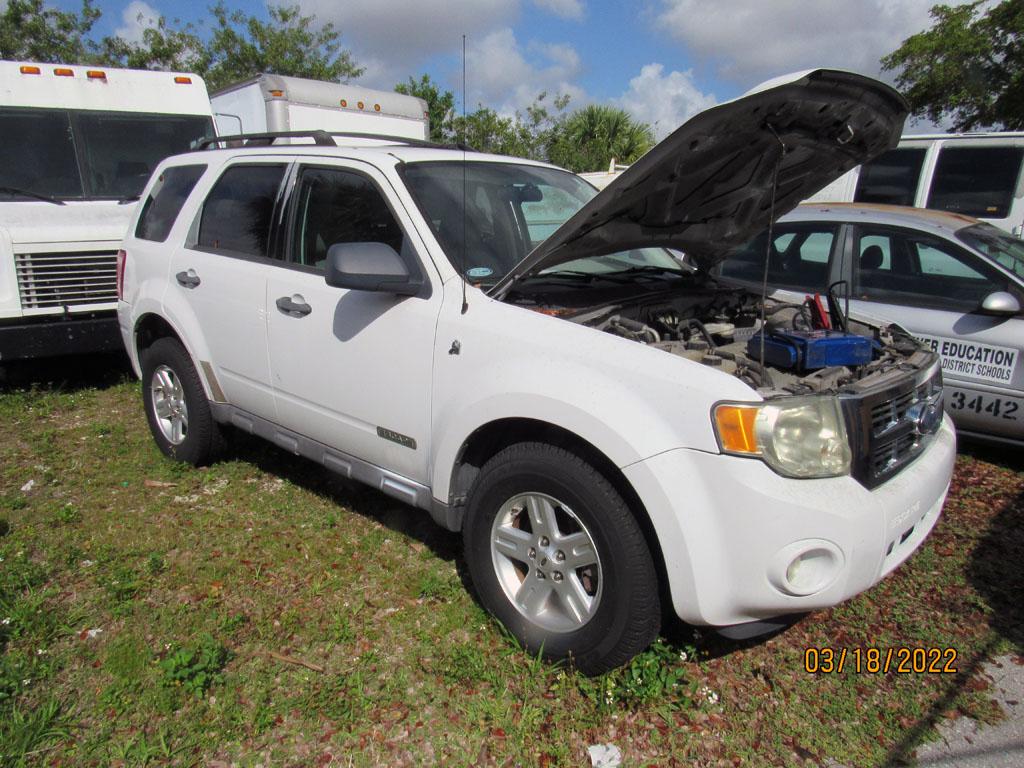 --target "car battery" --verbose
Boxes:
[746,329,873,371]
